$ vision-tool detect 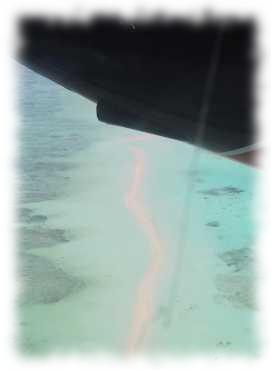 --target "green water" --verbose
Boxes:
[17,65,258,356]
